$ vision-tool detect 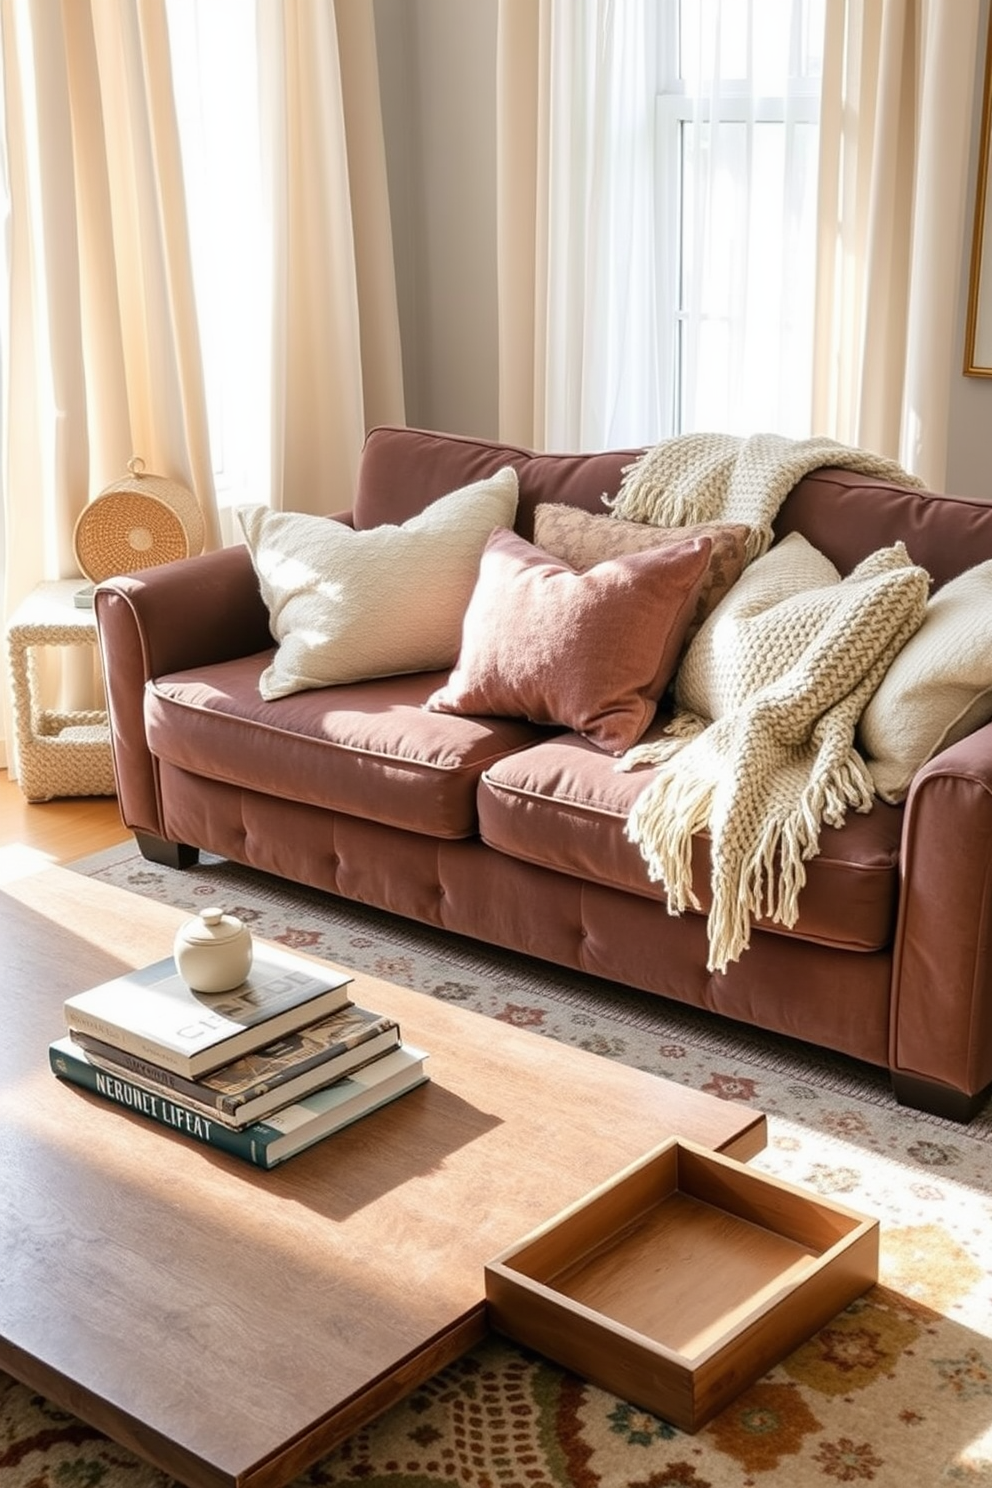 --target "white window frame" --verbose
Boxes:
[654,2,824,437]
